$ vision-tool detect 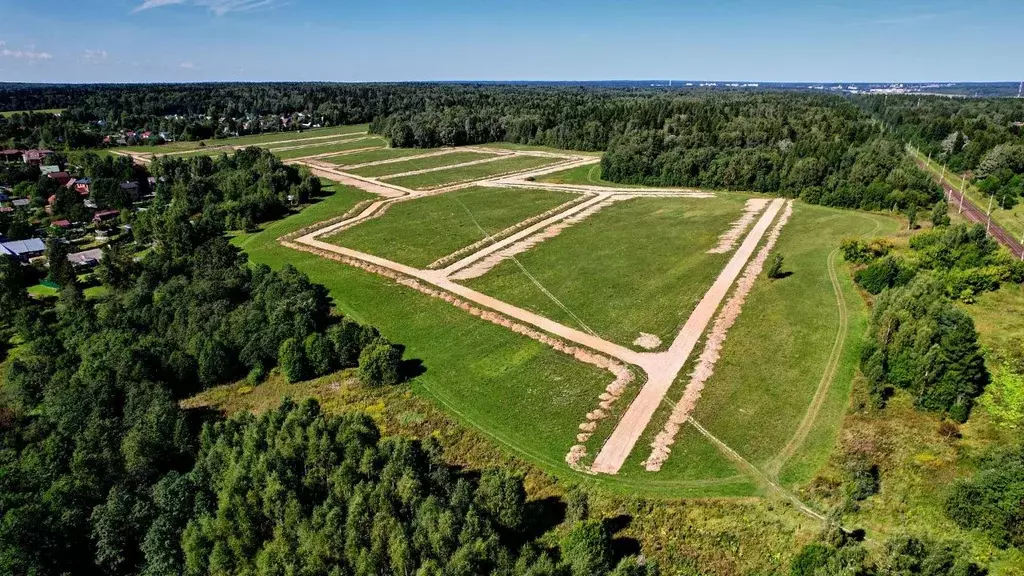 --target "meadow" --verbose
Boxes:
[271,136,386,159]
[116,123,369,153]
[382,155,561,189]
[348,150,498,178]
[325,147,442,166]
[230,186,630,476]
[463,195,744,349]
[323,186,577,268]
